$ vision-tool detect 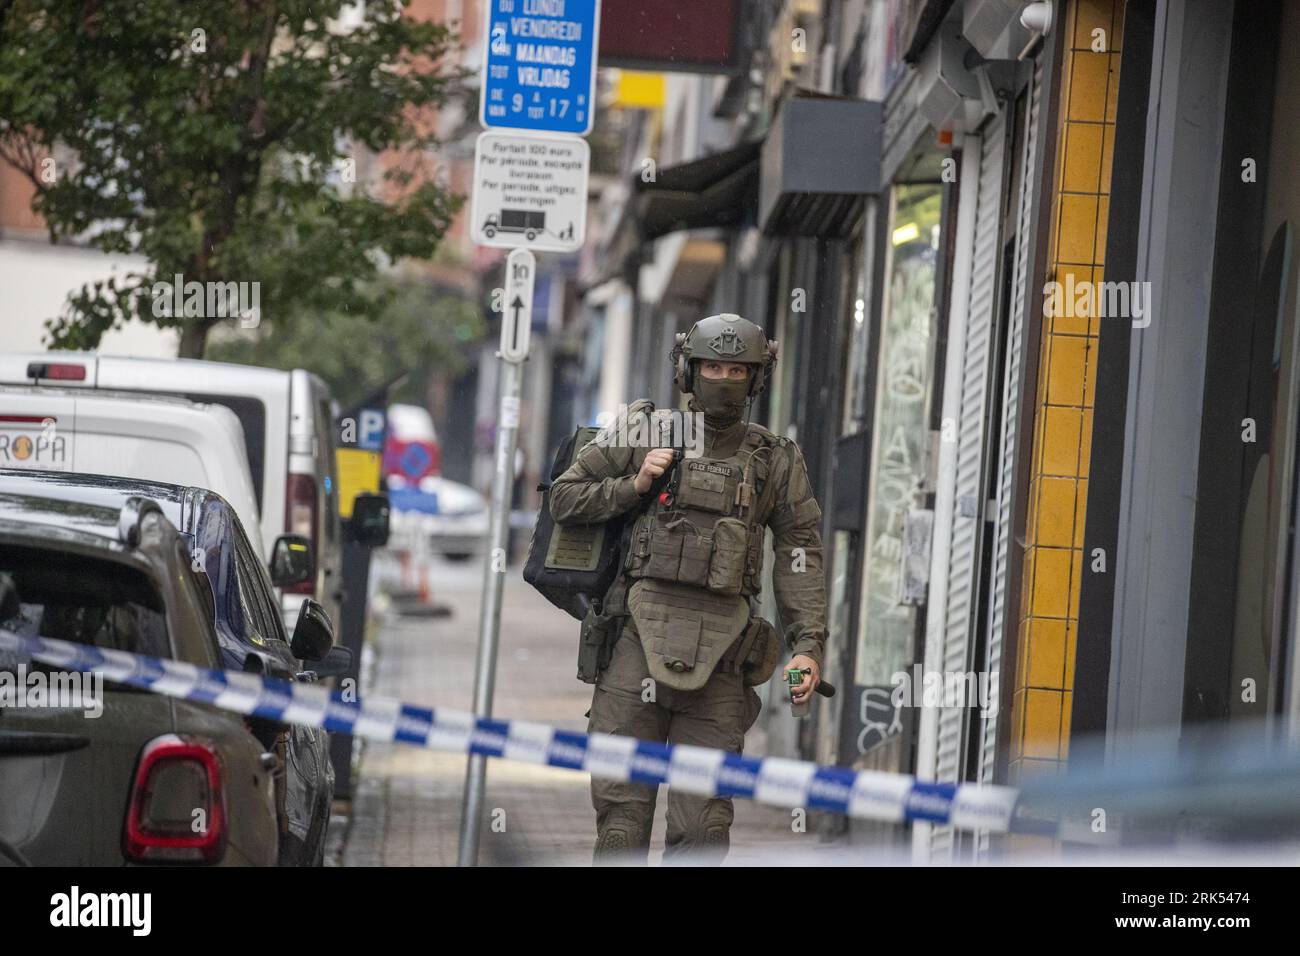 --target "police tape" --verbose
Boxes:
[0,629,1021,832]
